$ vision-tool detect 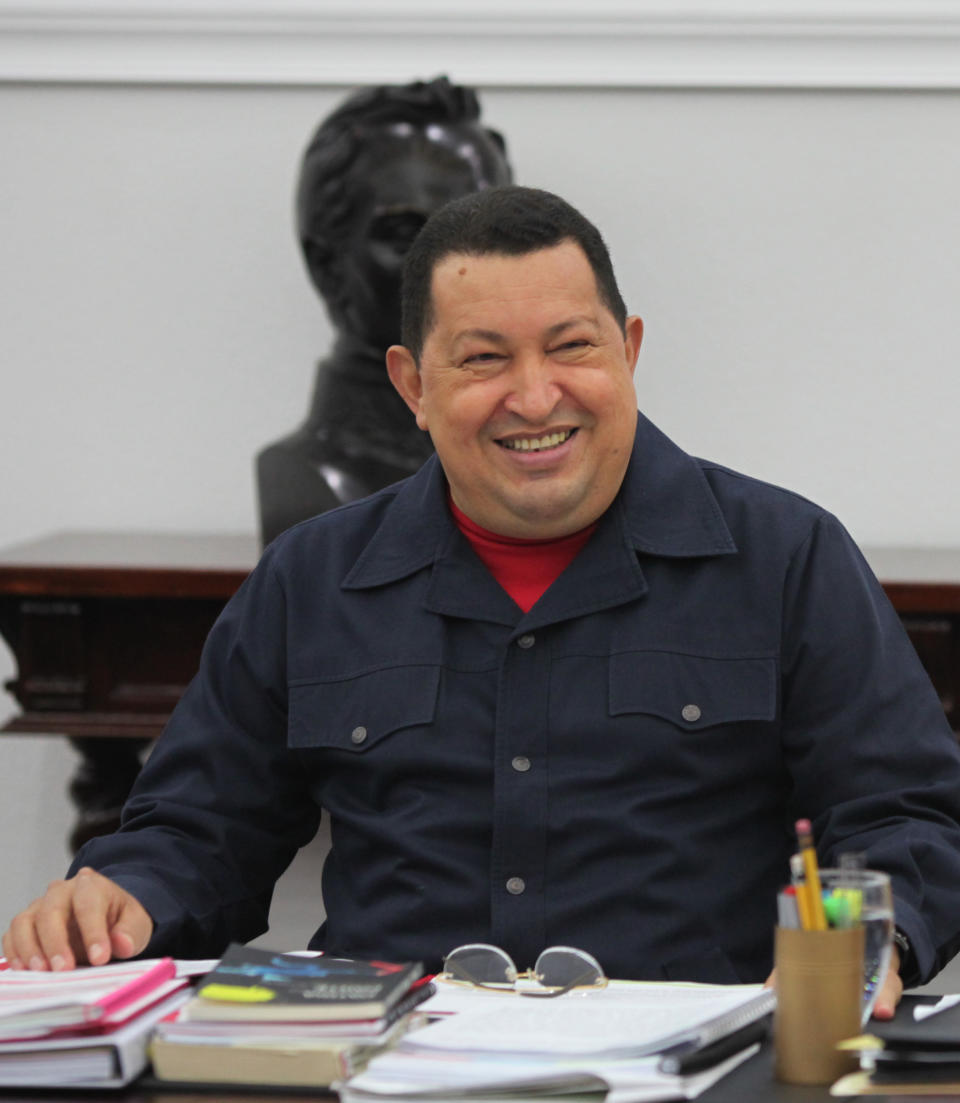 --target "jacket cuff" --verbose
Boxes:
[892,895,928,989]
[102,872,191,959]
